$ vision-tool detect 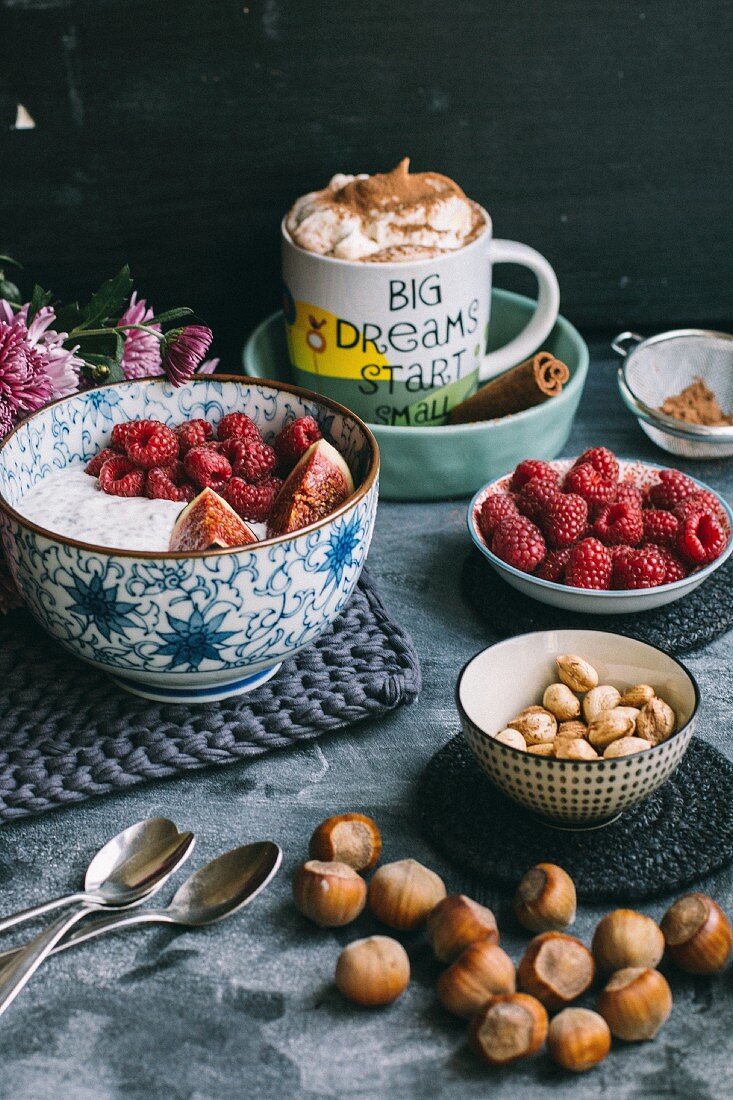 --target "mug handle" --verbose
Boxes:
[481,239,561,381]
